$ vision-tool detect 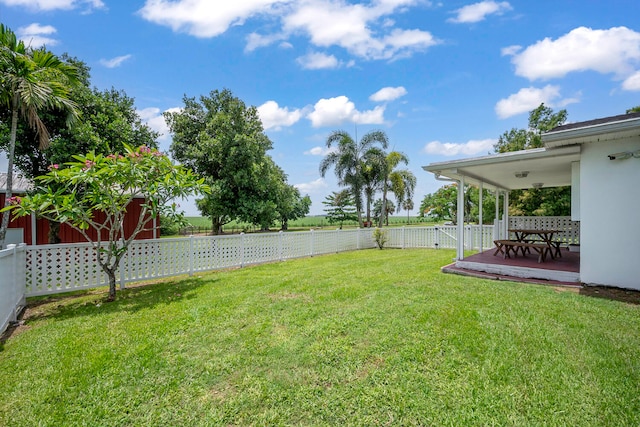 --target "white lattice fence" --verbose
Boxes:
[509,216,579,244]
